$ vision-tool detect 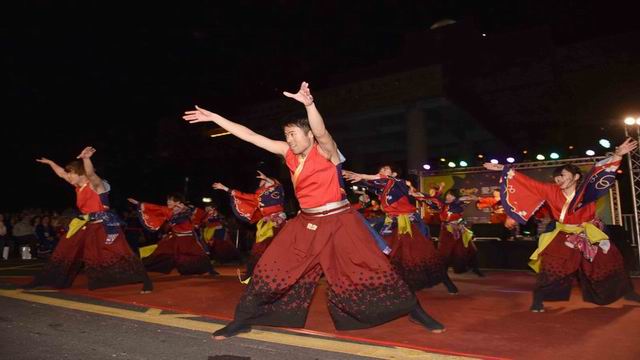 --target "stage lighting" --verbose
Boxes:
[585,150,595,156]
[490,159,499,164]
[202,197,212,203]
[536,154,545,160]
[448,162,456,168]
[599,139,611,148]
[422,164,431,170]
[440,158,446,162]
[459,161,468,167]
[550,152,559,159]
[624,117,636,125]
[506,157,515,163]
